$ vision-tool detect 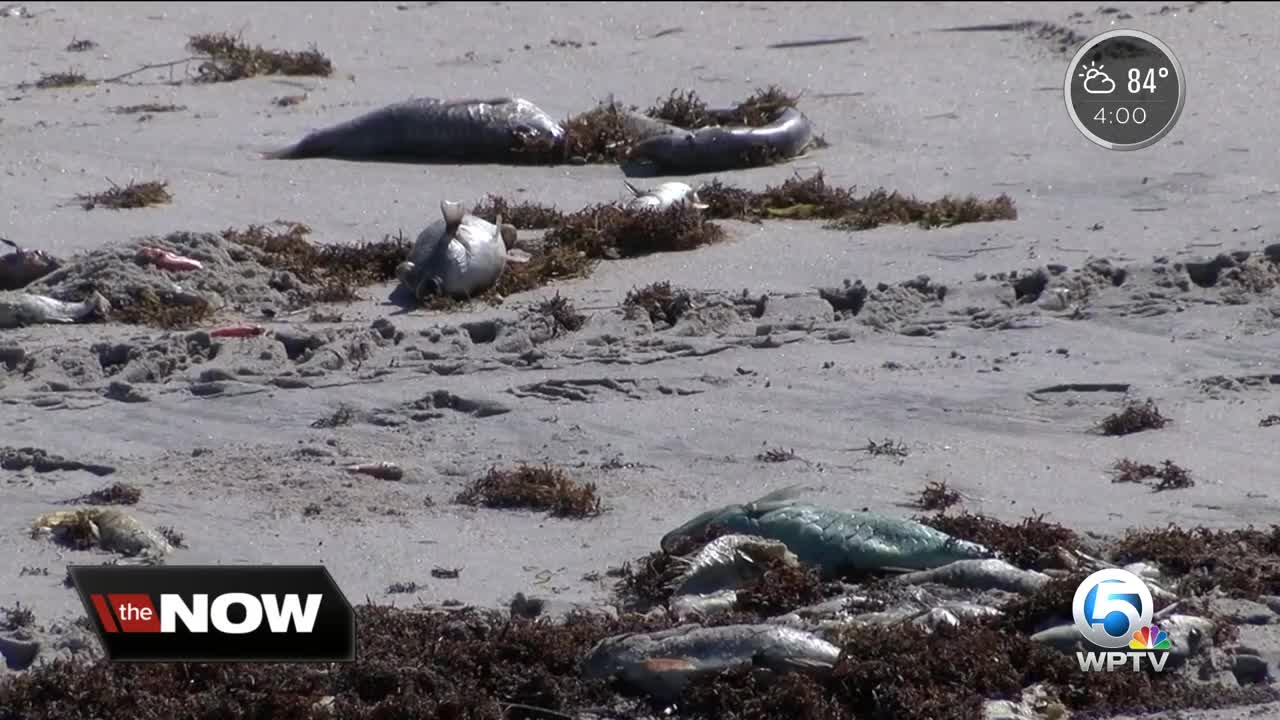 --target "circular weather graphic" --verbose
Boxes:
[1064,29,1186,151]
